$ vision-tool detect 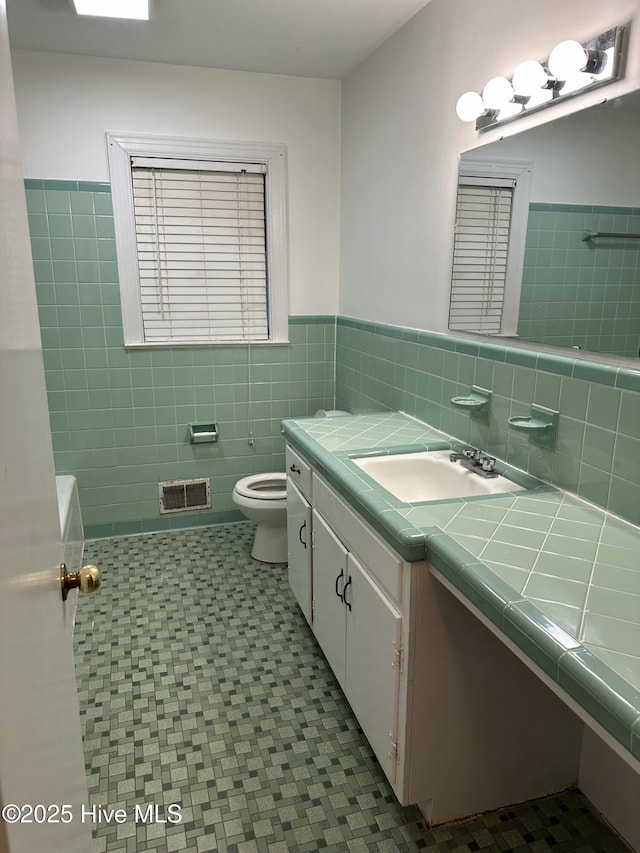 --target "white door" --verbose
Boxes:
[311,510,347,690]
[286,480,312,623]
[0,2,92,850]
[345,554,402,786]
